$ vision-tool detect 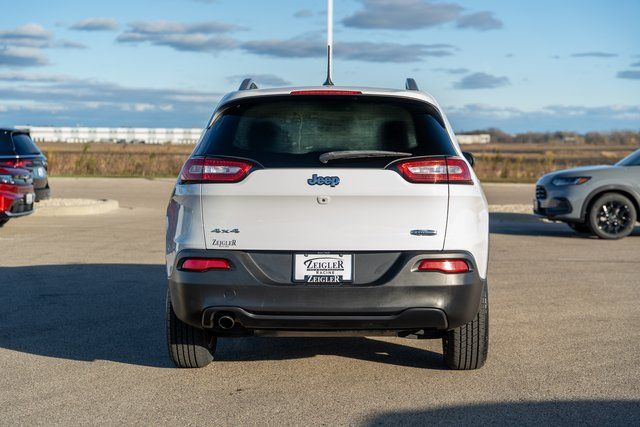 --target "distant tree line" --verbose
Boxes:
[460,129,640,145]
